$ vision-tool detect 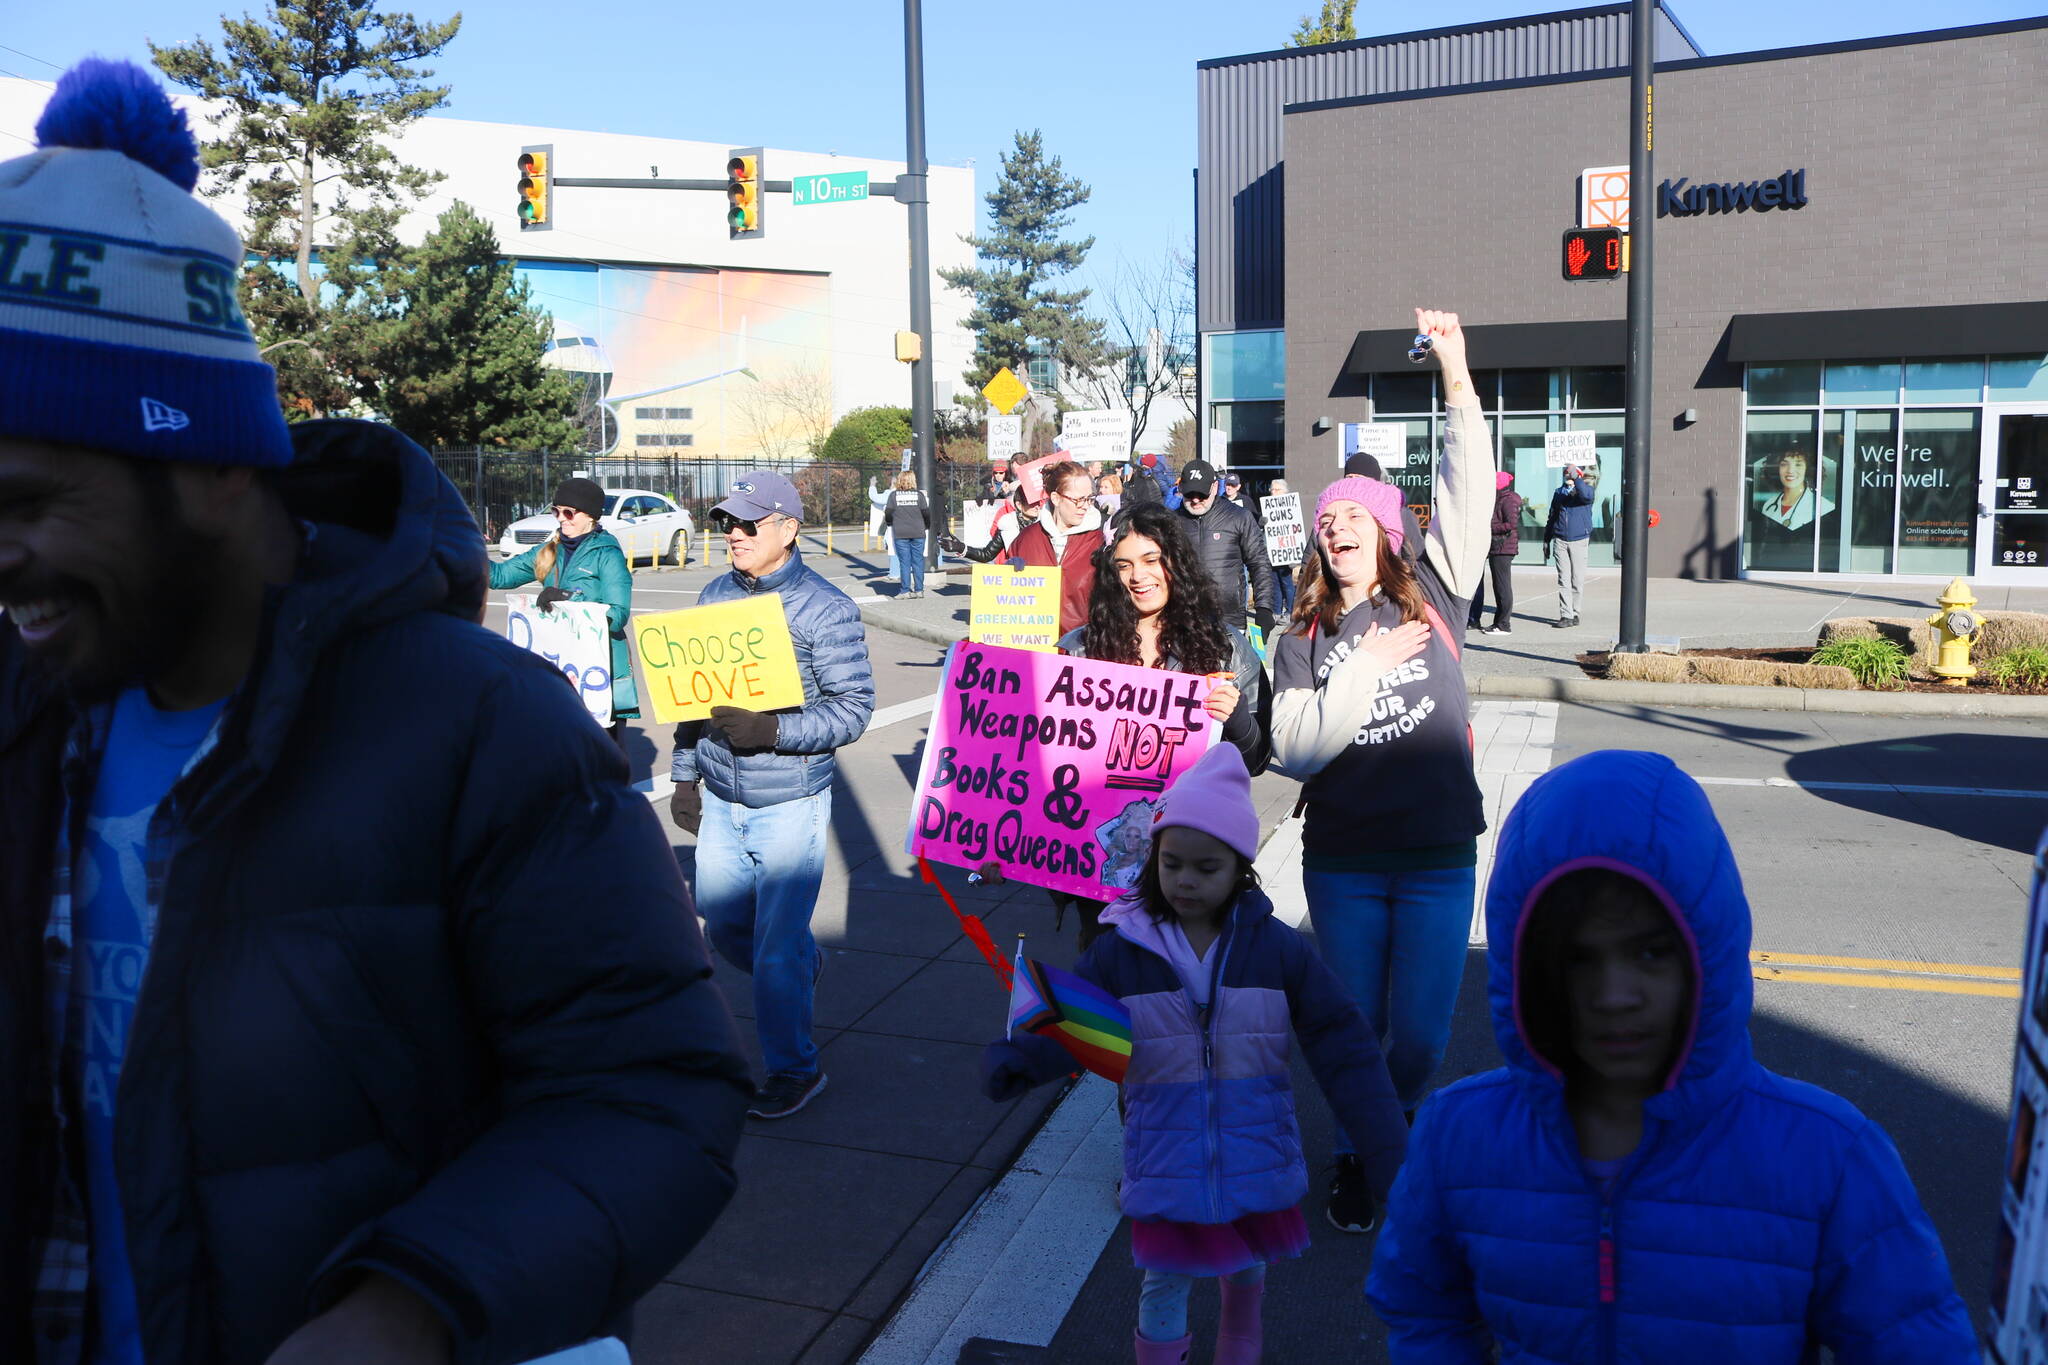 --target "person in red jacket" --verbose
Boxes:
[1008,460,1105,637]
